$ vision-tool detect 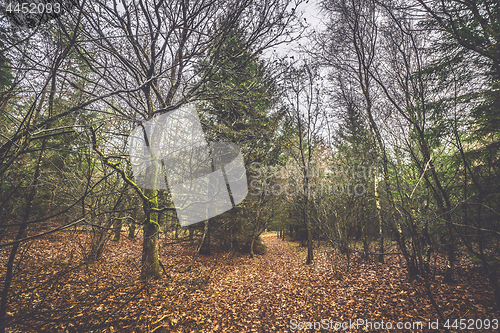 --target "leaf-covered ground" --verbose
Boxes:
[2,232,499,332]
